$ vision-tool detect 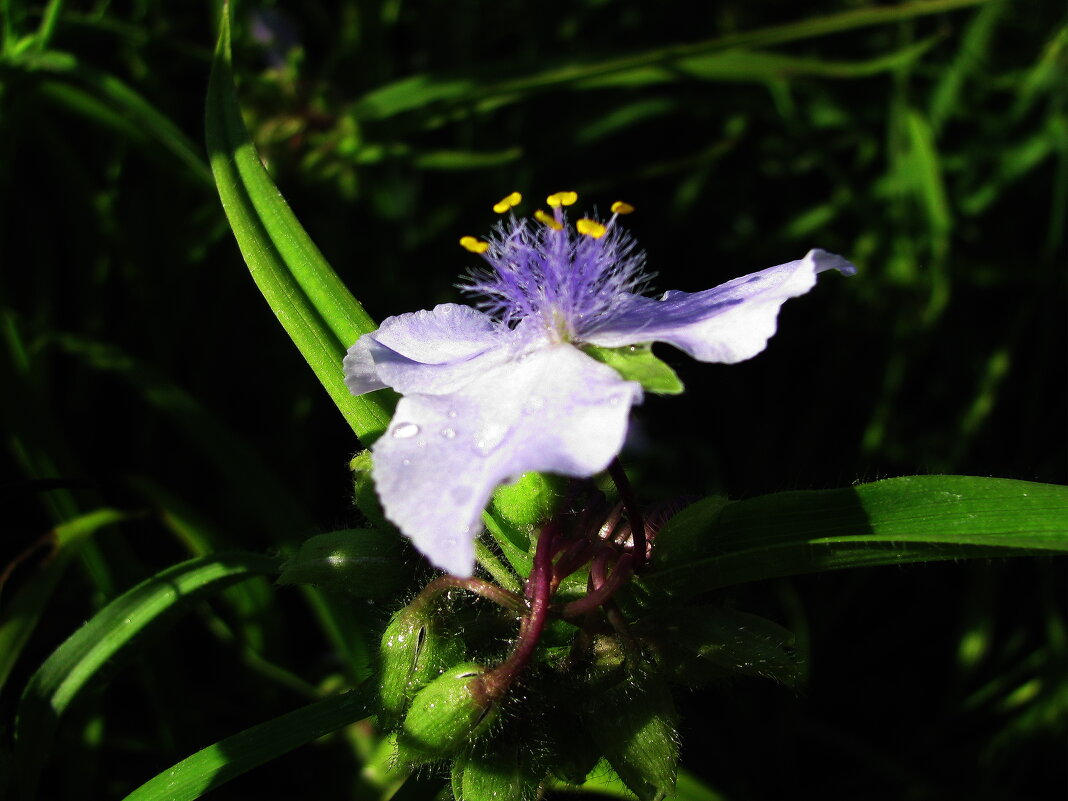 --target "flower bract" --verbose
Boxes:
[345,195,855,576]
